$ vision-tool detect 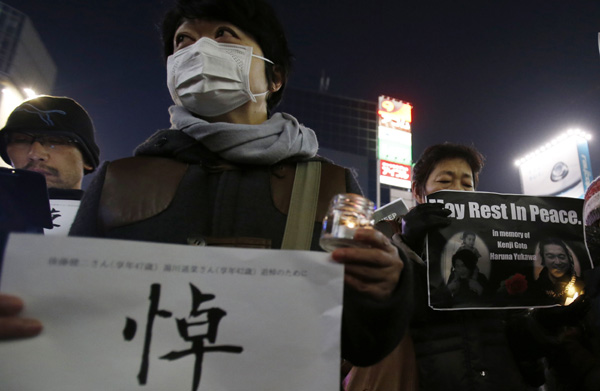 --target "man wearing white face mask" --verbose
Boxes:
[4,0,413,378]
